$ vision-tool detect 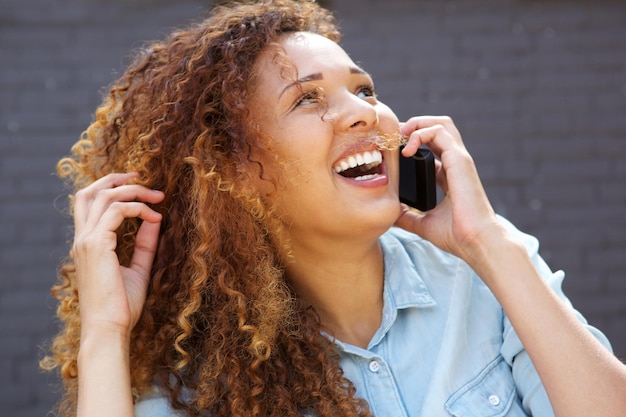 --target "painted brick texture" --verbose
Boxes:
[1,0,624,414]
